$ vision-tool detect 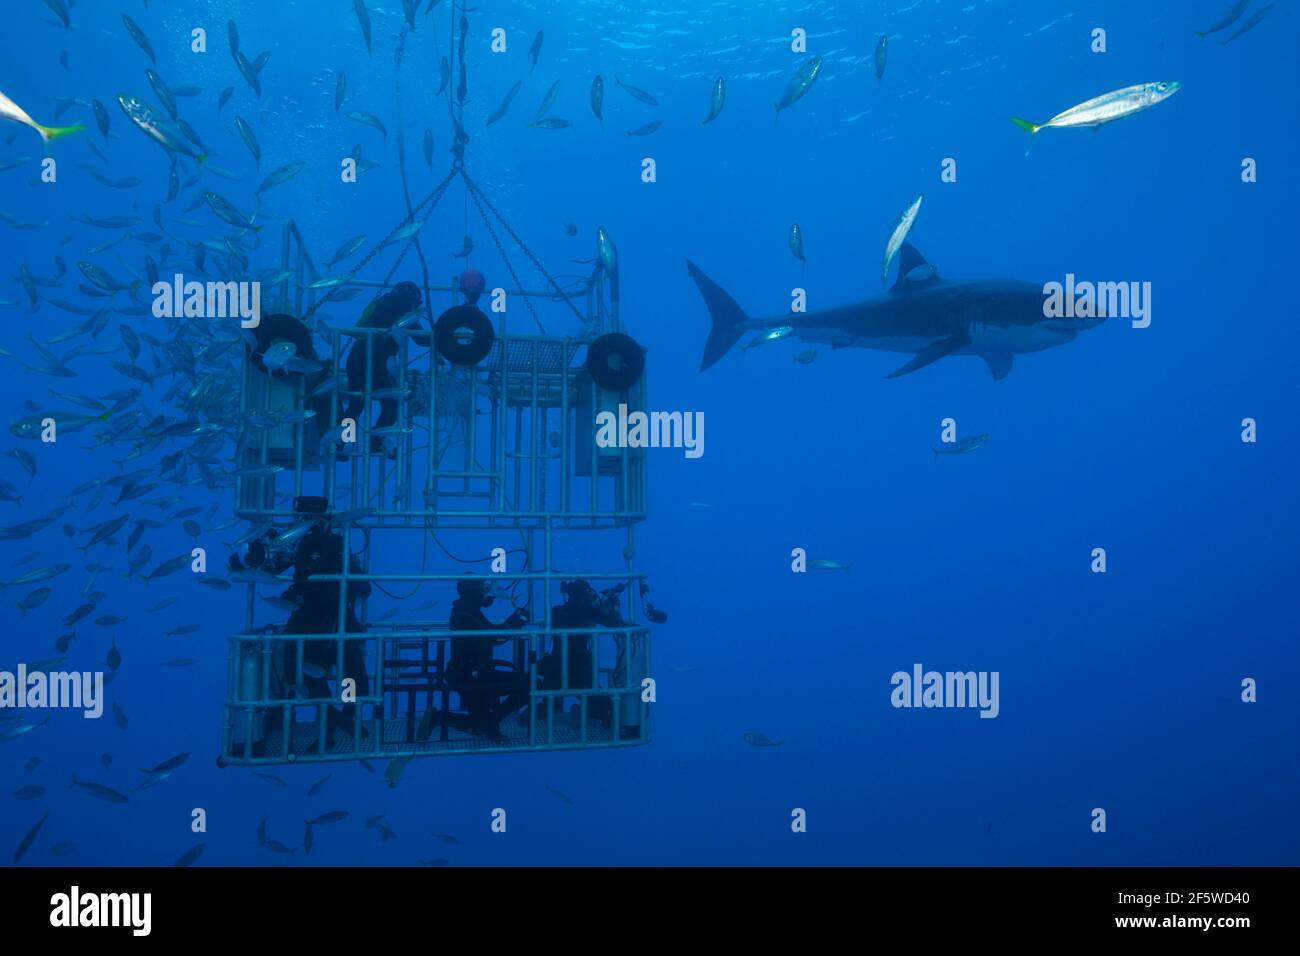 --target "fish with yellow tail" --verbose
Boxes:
[0,89,85,143]
[1011,82,1181,153]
